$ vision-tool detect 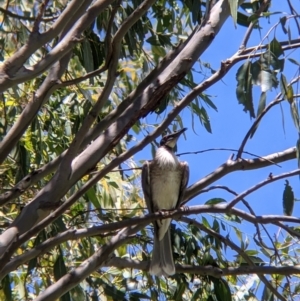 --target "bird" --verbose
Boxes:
[141,128,189,276]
